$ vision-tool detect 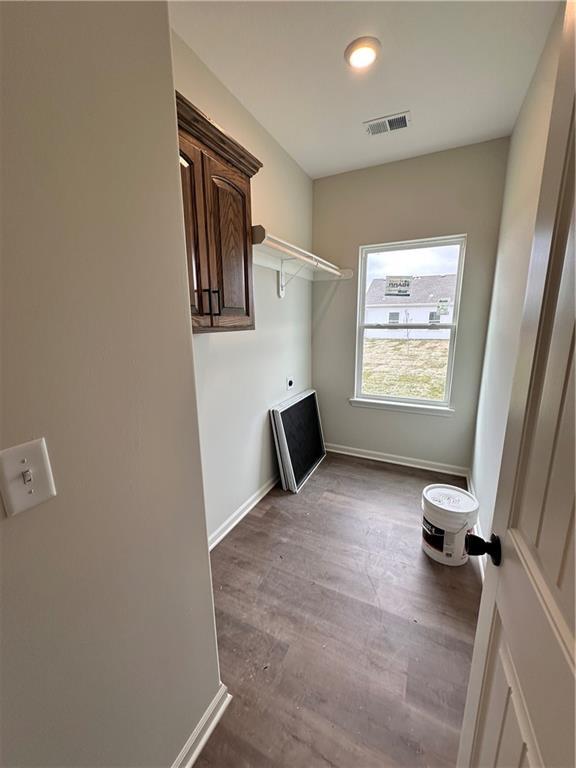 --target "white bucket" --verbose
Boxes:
[421,484,479,566]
